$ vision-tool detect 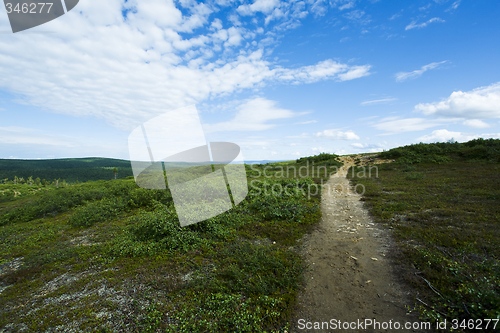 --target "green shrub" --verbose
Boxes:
[249,195,311,222]
[405,172,425,180]
[109,207,208,255]
[0,182,119,225]
[127,188,158,208]
[380,139,500,164]
[202,242,302,296]
[165,293,285,332]
[0,179,173,226]
[68,197,127,227]
[0,189,15,203]
[400,164,417,172]
[296,152,339,164]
